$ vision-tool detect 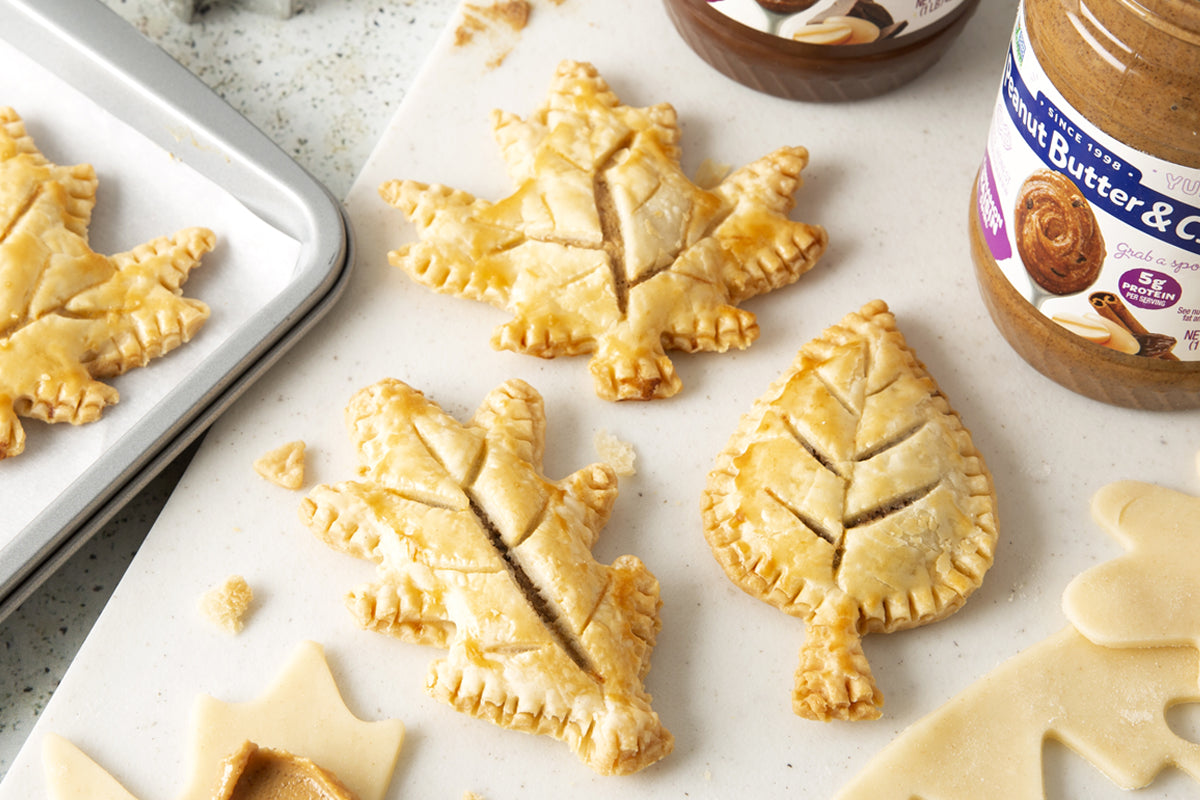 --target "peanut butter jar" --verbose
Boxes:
[662,0,982,102]
[970,0,1200,410]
